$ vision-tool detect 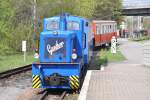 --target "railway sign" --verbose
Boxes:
[111,36,117,54]
[22,41,26,62]
[22,41,26,52]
